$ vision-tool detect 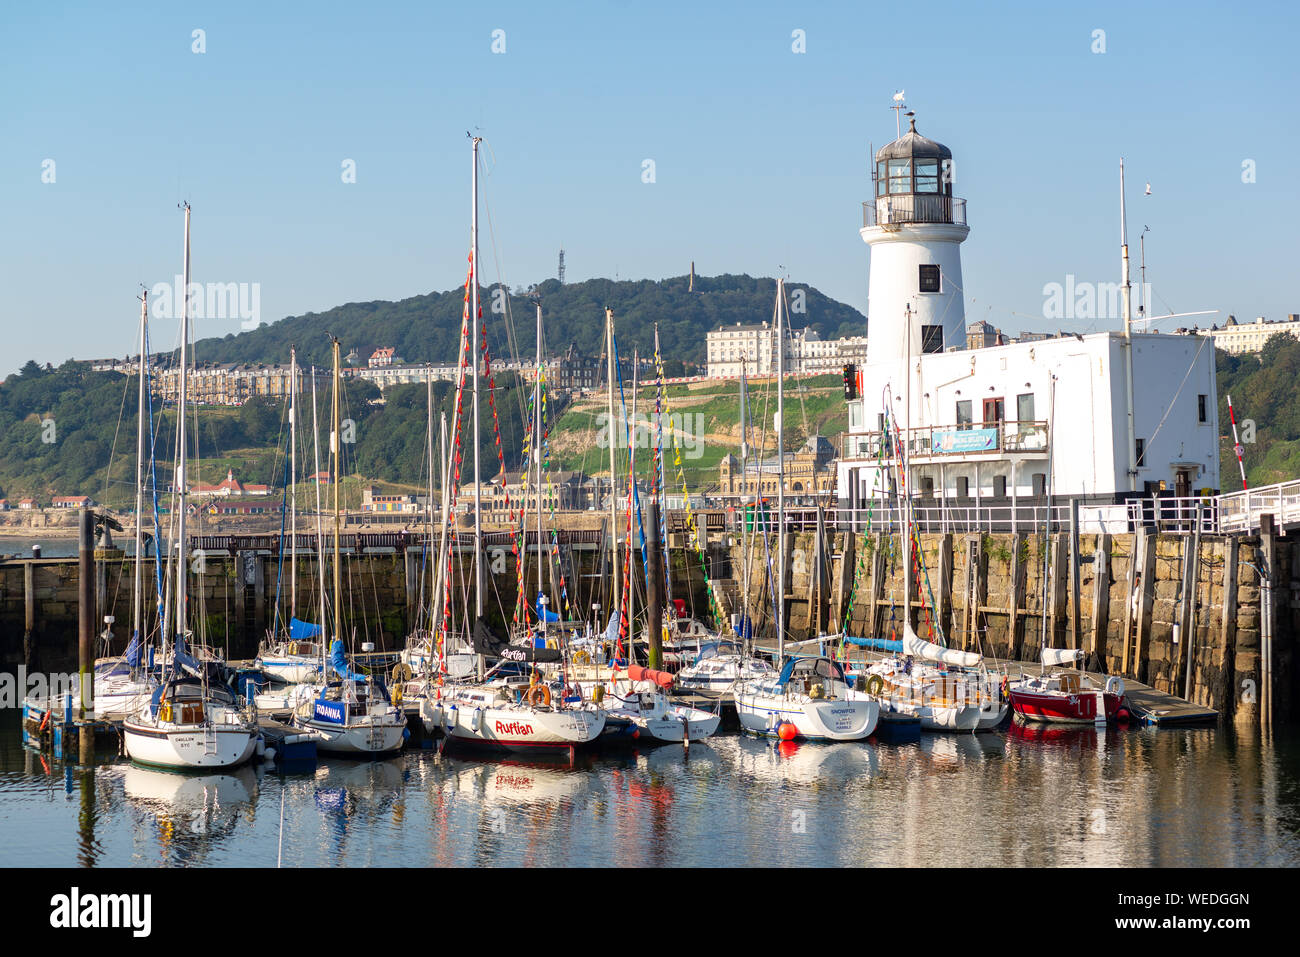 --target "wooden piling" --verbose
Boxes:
[937,534,954,641]
[1010,532,1027,661]
[1050,533,1068,652]
[23,561,35,671]
[1068,500,1081,650]
[77,509,94,718]
[1090,535,1111,661]
[1220,535,1239,718]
